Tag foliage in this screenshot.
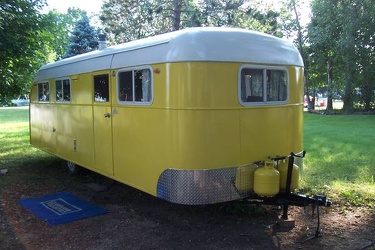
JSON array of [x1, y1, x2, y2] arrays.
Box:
[[64, 12, 99, 58], [0, 0, 47, 102], [281, 0, 315, 108], [2, 0, 373, 109], [308, 0, 375, 111], [99, 0, 287, 43], [41, 8, 88, 61], [0, 0, 91, 103], [100, 0, 163, 42]]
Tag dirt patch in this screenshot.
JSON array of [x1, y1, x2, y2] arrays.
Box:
[[1, 162, 375, 250]]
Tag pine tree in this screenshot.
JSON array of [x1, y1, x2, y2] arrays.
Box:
[[64, 12, 98, 58]]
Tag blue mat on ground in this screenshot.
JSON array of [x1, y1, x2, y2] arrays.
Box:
[[19, 192, 107, 225]]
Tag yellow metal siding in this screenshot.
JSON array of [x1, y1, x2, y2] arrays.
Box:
[[30, 61, 304, 198], [239, 107, 288, 161], [111, 63, 242, 195], [30, 76, 96, 168], [112, 108, 170, 194], [111, 108, 241, 196], [29, 104, 57, 153], [70, 74, 93, 105], [288, 67, 305, 104], [166, 62, 239, 109], [286, 105, 304, 154], [239, 66, 304, 163], [286, 67, 304, 154], [167, 110, 241, 169]]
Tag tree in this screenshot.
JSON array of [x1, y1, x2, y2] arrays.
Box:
[[0, 0, 47, 103], [100, 0, 288, 44], [353, 0, 375, 110], [281, 0, 315, 109], [43, 8, 89, 60], [100, 0, 158, 43], [0, 1, 89, 103], [100, 0, 201, 43], [308, 0, 375, 111], [64, 12, 99, 58]]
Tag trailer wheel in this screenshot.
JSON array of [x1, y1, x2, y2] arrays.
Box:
[[67, 161, 80, 175]]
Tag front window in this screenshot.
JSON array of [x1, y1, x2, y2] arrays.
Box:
[[55, 78, 71, 102], [118, 67, 152, 104], [239, 66, 288, 105], [38, 81, 50, 102]]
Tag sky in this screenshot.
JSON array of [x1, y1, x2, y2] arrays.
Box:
[[42, 0, 310, 25], [42, 0, 103, 14]]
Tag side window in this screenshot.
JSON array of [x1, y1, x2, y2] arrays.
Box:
[[94, 74, 109, 102], [240, 66, 288, 105], [118, 67, 152, 104], [241, 69, 263, 102], [38, 81, 50, 102], [267, 70, 287, 102], [55, 79, 71, 102], [119, 71, 133, 101]]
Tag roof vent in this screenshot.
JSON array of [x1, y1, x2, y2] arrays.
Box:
[[98, 33, 107, 50]]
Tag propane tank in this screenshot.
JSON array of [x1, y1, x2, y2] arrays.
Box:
[[254, 161, 280, 197], [234, 164, 257, 193], [278, 159, 300, 192]]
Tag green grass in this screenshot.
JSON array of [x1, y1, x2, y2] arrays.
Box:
[[303, 113, 375, 207], [0, 108, 31, 165], [1, 108, 375, 208], [0, 107, 58, 189]]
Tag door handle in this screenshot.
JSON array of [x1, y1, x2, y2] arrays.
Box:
[[104, 113, 111, 118]]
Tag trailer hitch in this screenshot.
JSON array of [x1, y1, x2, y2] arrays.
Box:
[[280, 151, 331, 219], [280, 151, 331, 239], [245, 151, 332, 236]]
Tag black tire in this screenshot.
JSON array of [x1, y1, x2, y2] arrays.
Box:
[[67, 161, 81, 175]]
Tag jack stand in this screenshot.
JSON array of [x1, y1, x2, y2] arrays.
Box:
[[303, 197, 323, 242], [276, 204, 295, 229], [277, 216, 295, 229]]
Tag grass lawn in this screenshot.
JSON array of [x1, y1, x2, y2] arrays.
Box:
[[303, 113, 375, 207], [0, 107, 57, 189], [0, 107, 34, 169], [1, 107, 374, 207]]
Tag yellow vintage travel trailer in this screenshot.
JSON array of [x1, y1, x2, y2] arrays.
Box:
[[30, 27, 327, 209]]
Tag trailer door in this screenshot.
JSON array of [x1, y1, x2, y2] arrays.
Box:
[[93, 73, 114, 175]]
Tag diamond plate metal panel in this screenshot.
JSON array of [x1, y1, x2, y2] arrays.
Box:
[[157, 165, 256, 205]]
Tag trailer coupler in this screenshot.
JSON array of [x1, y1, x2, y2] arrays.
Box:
[[279, 193, 331, 209], [245, 192, 331, 239], [247, 192, 332, 209]]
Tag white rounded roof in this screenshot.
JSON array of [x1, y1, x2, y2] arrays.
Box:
[[35, 27, 303, 81]]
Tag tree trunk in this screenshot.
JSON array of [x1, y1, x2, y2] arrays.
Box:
[[172, 0, 181, 31], [326, 57, 333, 111], [343, 65, 354, 112], [363, 81, 373, 111], [362, 63, 374, 111]]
